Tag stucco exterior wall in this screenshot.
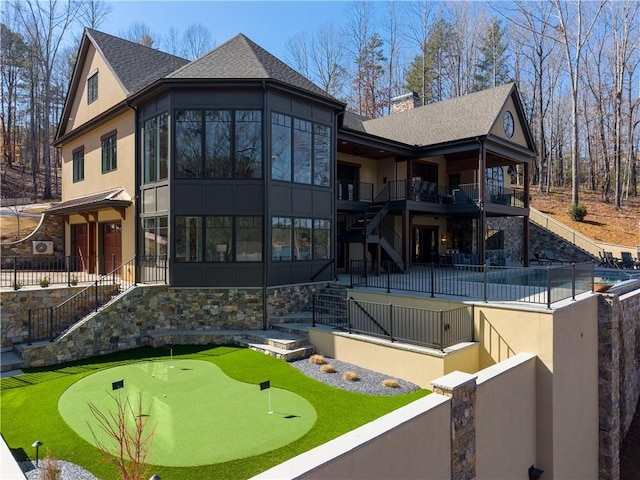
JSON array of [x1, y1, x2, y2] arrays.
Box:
[[476, 354, 537, 479]]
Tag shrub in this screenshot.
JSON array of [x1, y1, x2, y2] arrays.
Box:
[[309, 354, 326, 365], [343, 371, 359, 382], [70, 274, 78, 286], [39, 276, 50, 288], [12, 280, 23, 290], [320, 364, 336, 373], [568, 203, 587, 222], [382, 379, 400, 388], [41, 450, 61, 480]]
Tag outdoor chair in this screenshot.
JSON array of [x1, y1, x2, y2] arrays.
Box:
[[603, 251, 621, 269], [620, 251, 639, 270], [543, 250, 570, 264], [529, 252, 550, 265]]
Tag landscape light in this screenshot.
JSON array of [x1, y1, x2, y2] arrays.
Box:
[[32, 440, 42, 467]]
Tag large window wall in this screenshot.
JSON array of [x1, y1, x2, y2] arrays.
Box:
[[174, 110, 262, 179], [175, 215, 263, 262], [142, 216, 168, 257], [271, 216, 331, 261], [144, 113, 168, 183], [271, 112, 330, 186]]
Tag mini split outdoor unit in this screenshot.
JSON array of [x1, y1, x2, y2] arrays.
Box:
[[32, 240, 54, 255]]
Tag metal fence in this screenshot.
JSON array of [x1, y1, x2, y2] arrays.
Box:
[[350, 260, 595, 308], [313, 294, 474, 350], [27, 257, 138, 343], [1, 254, 167, 289]]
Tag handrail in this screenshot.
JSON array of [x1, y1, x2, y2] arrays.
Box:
[[349, 296, 391, 338], [27, 256, 138, 343], [310, 258, 335, 282]]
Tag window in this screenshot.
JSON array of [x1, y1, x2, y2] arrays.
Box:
[[205, 111, 231, 178], [143, 217, 168, 257], [175, 215, 263, 262], [236, 216, 262, 261], [271, 112, 331, 186], [72, 147, 84, 182], [235, 111, 262, 178], [272, 217, 292, 261], [175, 216, 202, 262], [271, 113, 291, 181], [175, 110, 203, 178], [144, 113, 168, 183], [272, 216, 331, 261], [87, 73, 98, 104], [101, 133, 117, 173], [486, 167, 504, 195], [175, 109, 262, 179], [205, 216, 233, 262]]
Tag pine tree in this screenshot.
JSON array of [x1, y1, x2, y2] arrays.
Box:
[[474, 18, 510, 91]]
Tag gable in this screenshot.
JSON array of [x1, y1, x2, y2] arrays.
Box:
[[490, 94, 530, 149], [63, 42, 127, 135]]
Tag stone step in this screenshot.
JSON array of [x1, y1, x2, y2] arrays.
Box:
[[235, 338, 315, 361], [243, 329, 310, 351], [270, 322, 311, 336], [1, 350, 25, 373]]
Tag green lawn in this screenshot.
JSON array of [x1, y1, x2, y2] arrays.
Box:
[[1, 346, 428, 480]]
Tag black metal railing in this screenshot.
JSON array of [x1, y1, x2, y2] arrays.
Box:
[[1, 254, 167, 289], [337, 180, 373, 202], [313, 294, 474, 350], [27, 257, 138, 344], [350, 260, 594, 307]]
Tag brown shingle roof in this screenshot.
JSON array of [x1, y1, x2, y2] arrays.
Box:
[[46, 188, 131, 215], [359, 83, 516, 147]]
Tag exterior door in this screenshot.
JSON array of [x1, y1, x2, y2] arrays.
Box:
[[101, 222, 122, 273], [71, 224, 90, 272], [413, 227, 438, 263]]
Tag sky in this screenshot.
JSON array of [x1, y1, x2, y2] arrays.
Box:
[[100, 0, 364, 60]]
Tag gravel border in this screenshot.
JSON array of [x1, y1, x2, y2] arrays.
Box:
[[20, 460, 99, 480], [288, 356, 421, 395]]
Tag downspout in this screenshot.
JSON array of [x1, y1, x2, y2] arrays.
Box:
[[262, 81, 269, 330], [127, 100, 140, 283]]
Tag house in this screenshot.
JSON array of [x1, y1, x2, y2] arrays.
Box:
[[51, 28, 535, 286]]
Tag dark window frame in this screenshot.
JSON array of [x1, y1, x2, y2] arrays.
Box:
[[72, 146, 84, 183], [87, 72, 98, 104], [101, 131, 117, 173], [143, 112, 169, 183], [271, 216, 332, 262]]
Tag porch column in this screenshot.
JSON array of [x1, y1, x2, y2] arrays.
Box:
[[524, 161, 530, 266], [403, 210, 410, 267], [478, 142, 486, 264]]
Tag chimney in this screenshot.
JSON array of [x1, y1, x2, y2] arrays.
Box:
[[390, 92, 420, 114]]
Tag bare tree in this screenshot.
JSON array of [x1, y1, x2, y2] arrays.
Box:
[[179, 23, 214, 60], [120, 22, 156, 47], [310, 23, 347, 98], [12, 0, 77, 200], [344, 0, 376, 115], [285, 31, 311, 78], [551, 0, 605, 207], [77, 0, 111, 29], [87, 392, 156, 480], [1, 20, 26, 169]]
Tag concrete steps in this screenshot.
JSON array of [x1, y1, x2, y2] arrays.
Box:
[[1, 349, 25, 374]]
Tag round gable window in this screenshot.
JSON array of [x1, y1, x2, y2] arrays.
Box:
[[503, 111, 514, 138]]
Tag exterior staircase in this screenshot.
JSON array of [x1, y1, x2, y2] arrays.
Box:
[[1, 347, 25, 374]]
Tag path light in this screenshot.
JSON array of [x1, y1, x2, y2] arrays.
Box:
[[149, 475, 161, 480], [32, 440, 42, 467]]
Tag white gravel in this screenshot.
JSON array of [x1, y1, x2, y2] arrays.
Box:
[[288, 356, 421, 395], [20, 460, 99, 480]]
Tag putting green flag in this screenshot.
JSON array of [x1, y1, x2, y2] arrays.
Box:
[[260, 380, 270, 391]]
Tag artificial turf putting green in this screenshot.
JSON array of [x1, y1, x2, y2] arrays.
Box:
[[58, 359, 316, 466]]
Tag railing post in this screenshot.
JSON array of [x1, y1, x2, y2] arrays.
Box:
[[66, 255, 71, 286], [347, 297, 352, 334], [546, 266, 552, 309], [389, 303, 394, 342], [386, 262, 391, 293], [483, 263, 488, 303], [13, 256, 18, 290], [430, 263, 435, 298], [111, 253, 116, 283], [312, 294, 316, 327], [49, 307, 54, 342], [440, 309, 445, 352], [163, 254, 168, 284], [28, 309, 32, 345], [364, 258, 368, 287], [571, 263, 576, 300], [94, 280, 99, 312]]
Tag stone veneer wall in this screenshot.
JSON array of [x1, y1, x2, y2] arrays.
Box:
[[598, 290, 640, 478], [486, 216, 524, 263], [530, 223, 594, 263], [14, 282, 333, 368], [0, 213, 64, 258]]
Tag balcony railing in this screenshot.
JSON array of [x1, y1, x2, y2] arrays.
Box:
[[337, 180, 373, 202], [350, 260, 594, 308], [313, 294, 474, 350]]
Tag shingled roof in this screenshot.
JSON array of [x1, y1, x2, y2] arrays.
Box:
[[86, 29, 189, 95], [167, 34, 339, 103], [355, 83, 516, 147]]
